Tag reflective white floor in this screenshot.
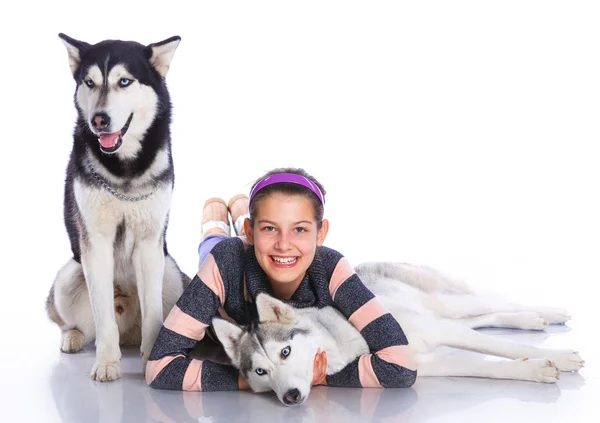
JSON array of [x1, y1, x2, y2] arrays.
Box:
[[3, 306, 595, 423]]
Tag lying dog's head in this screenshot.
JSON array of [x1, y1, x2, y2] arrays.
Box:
[[59, 33, 180, 157], [212, 294, 319, 406]]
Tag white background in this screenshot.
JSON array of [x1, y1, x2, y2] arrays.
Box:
[[0, 1, 598, 421]]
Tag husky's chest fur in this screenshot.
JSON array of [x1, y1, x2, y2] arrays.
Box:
[[73, 177, 172, 285]]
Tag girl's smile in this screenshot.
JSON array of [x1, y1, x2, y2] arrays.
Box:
[[270, 256, 298, 267]]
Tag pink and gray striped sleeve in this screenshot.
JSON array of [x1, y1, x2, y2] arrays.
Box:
[[327, 257, 417, 388], [146, 254, 241, 391]]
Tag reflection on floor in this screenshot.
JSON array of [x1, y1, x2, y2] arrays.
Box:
[[39, 323, 593, 423]]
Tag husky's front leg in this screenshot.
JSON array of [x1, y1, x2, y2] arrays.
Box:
[[81, 236, 122, 381], [133, 239, 165, 371]]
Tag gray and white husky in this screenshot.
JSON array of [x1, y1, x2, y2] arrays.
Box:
[[45, 33, 190, 381], [212, 262, 584, 406]]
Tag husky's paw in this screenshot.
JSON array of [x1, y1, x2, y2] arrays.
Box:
[[141, 351, 150, 376], [140, 339, 154, 365], [521, 358, 559, 383], [535, 308, 572, 324], [548, 351, 584, 372], [510, 312, 549, 330], [60, 329, 85, 353], [91, 361, 122, 382]]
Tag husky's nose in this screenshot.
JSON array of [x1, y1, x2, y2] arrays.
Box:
[[92, 112, 111, 131], [283, 388, 302, 406]]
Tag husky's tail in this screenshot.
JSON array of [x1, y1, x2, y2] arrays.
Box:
[[354, 262, 474, 295], [45, 285, 66, 326]]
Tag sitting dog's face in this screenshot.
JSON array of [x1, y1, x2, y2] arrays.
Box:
[[58, 33, 180, 157], [212, 294, 318, 406]]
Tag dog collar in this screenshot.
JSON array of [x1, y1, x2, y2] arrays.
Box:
[[87, 159, 155, 202]]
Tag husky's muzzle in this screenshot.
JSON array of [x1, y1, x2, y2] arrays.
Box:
[[93, 113, 133, 154]]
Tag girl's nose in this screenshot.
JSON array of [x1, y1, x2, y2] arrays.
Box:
[[275, 232, 291, 250]]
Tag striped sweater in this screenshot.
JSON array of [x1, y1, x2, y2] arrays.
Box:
[[146, 237, 417, 391]]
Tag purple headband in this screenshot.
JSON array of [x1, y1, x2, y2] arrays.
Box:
[[249, 173, 325, 207]]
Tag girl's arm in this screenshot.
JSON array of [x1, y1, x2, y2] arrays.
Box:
[[145, 254, 248, 392], [327, 257, 417, 388]]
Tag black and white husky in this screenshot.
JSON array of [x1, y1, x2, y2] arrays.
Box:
[[45, 33, 190, 382], [213, 262, 584, 406]]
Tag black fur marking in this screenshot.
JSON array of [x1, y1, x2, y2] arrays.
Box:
[[120, 113, 133, 135], [148, 35, 181, 49], [255, 325, 309, 344], [113, 219, 126, 248], [98, 56, 110, 108], [63, 155, 85, 262], [239, 333, 265, 376], [289, 327, 310, 339], [59, 33, 91, 53]]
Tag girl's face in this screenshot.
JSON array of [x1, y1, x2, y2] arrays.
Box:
[[244, 192, 329, 292]]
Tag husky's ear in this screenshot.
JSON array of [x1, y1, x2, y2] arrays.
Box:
[[211, 317, 243, 366], [146, 36, 181, 77], [58, 33, 90, 76], [255, 293, 296, 325]]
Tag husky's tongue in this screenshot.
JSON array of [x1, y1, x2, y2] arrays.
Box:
[[99, 131, 122, 149]]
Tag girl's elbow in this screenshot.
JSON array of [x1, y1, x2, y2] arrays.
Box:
[[387, 368, 417, 388], [403, 369, 418, 387]]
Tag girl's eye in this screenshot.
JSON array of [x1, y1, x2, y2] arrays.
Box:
[[255, 368, 266, 376], [85, 80, 95, 88], [262, 226, 275, 232], [294, 227, 306, 233], [119, 78, 133, 87], [281, 346, 291, 358]]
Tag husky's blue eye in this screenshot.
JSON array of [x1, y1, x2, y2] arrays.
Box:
[[255, 368, 266, 376], [84, 79, 95, 88], [281, 346, 291, 358], [119, 78, 132, 87]]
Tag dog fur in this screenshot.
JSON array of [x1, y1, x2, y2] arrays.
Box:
[[45, 33, 190, 381], [213, 262, 584, 405]]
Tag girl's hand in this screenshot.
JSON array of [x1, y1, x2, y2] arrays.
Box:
[[311, 349, 328, 386], [238, 374, 251, 390]]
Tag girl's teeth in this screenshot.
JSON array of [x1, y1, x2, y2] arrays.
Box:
[[273, 257, 296, 264]]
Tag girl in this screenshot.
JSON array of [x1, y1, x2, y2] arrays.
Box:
[[146, 167, 417, 391]]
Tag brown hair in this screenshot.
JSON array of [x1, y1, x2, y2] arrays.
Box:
[[248, 167, 326, 228]]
